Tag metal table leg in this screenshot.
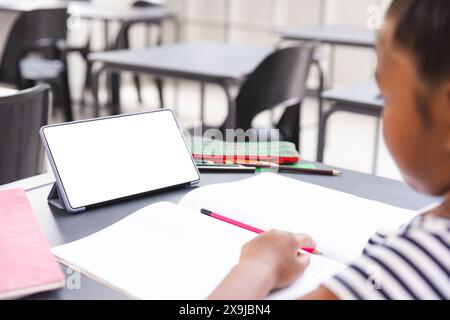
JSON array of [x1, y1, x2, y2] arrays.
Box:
[[110, 72, 121, 115], [314, 59, 325, 121], [316, 102, 383, 164], [316, 105, 337, 163], [92, 65, 107, 118], [371, 117, 381, 174]]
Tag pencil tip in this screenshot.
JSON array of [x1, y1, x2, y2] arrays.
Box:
[[333, 170, 342, 176]]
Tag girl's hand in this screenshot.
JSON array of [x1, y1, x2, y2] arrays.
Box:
[[239, 229, 316, 290]]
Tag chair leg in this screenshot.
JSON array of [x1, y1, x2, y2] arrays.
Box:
[[314, 59, 325, 121], [108, 23, 130, 114], [155, 78, 164, 108], [81, 59, 92, 106], [133, 74, 143, 104], [60, 70, 73, 122], [110, 72, 121, 115], [276, 103, 301, 150], [92, 66, 105, 118], [287, 103, 301, 151], [316, 106, 337, 163]]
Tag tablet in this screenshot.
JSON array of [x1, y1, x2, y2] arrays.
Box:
[[40, 109, 200, 213]]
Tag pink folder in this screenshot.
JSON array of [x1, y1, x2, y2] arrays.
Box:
[[0, 189, 64, 299]]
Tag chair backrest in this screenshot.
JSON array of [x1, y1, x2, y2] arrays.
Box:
[[0, 84, 50, 185], [232, 44, 315, 132], [0, 8, 68, 86]]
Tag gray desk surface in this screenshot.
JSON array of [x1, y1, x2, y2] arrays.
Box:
[[322, 81, 384, 108], [280, 25, 376, 48], [89, 42, 272, 125], [1, 162, 436, 300], [89, 42, 273, 82], [89, 42, 272, 84]]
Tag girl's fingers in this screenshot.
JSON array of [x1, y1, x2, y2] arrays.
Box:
[[294, 233, 317, 248], [296, 254, 311, 274]]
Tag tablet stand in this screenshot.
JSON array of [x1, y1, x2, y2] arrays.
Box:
[[47, 183, 85, 213], [47, 183, 66, 210]]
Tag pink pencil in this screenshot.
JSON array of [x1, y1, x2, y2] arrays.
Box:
[[200, 209, 321, 255]]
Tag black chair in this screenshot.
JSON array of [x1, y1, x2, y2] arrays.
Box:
[[221, 44, 315, 149], [0, 8, 73, 121], [0, 84, 50, 185]]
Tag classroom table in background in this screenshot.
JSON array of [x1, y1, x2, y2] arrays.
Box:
[[68, 2, 178, 108], [317, 81, 384, 173], [280, 25, 375, 48], [0, 0, 178, 111], [278, 25, 376, 119], [89, 42, 273, 128], [0, 1, 177, 56], [68, 2, 178, 50], [0, 160, 435, 300], [0, 1, 177, 37]]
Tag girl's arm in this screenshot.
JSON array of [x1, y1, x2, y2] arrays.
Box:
[[208, 261, 277, 300], [208, 230, 338, 300]]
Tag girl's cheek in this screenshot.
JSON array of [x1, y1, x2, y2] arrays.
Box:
[[382, 106, 409, 172], [381, 108, 395, 153], [382, 103, 426, 192]]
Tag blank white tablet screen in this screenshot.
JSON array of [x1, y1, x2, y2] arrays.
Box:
[[42, 110, 199, 209]]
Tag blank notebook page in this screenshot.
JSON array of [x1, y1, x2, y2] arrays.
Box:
[[179, 173, 418, 264], [52, 201, 345, 299]]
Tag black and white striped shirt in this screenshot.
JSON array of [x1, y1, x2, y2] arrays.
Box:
[[324, 216, 450, 299]]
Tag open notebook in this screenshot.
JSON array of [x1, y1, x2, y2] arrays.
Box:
[[52, 173, 418, 299]]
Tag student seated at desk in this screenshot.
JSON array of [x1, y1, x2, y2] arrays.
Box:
[[209, 0, 450, 300]]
